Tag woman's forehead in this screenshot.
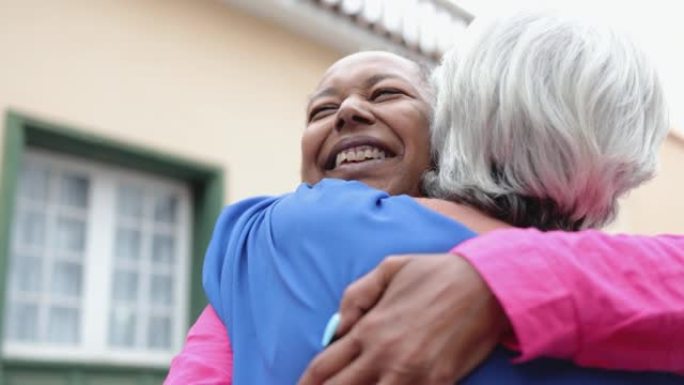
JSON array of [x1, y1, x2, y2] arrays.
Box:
[[317, 52, 421, 90]]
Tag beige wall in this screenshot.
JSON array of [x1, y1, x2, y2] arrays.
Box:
[[0, 0, 341, 202], [612, 134, 684, 234]]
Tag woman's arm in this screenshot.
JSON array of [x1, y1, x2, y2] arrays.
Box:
[[164, 305, 233, 385], [457, 229, 684, 373], [300, 230, 684, 384]]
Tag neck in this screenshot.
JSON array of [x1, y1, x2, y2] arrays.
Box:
[[415, 197, 513, 234]]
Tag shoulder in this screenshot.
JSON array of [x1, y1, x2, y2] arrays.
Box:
[[415, 198, 512, 234], [272, 180, 476, 248], [273, 179, 414, 227], [287, 179, 391, 209]]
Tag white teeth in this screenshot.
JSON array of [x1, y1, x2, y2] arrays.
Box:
[[335, 152, 346, 168], [333, 145, 389, 168]]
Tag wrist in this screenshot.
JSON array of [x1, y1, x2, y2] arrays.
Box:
[[453, 253, 512, 338]]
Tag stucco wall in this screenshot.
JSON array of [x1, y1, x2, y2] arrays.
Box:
[[611, 134, 684, 234], [0, 0, 341, 202]]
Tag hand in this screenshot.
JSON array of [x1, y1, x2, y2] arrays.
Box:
[[298, 253, 509, 385]]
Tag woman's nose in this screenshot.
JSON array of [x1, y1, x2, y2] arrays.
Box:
[[335, 97, 375, 131]]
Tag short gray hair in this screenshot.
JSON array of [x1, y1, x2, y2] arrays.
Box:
[[423, 13, 669, 230]]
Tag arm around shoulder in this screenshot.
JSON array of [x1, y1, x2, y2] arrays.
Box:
[[454, 229, 684, 374]]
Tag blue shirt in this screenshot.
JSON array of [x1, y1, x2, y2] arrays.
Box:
[[203, 179, 679, 385]]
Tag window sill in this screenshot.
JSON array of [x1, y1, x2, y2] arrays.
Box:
[[3, 342, 173, 369]]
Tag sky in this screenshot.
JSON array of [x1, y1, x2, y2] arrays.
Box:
[[454, 0, 684, 135]]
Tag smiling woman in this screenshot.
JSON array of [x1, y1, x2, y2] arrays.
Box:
[[301, 51, 434, 197]]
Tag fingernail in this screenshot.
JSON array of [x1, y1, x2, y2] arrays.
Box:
[[321, 312, 340, 347]]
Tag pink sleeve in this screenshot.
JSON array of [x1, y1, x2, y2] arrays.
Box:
[[453, 228, 684, 374], [165, 305, 233, 385]]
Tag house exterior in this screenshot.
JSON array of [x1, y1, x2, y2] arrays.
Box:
[[0, 1, 681, 384]]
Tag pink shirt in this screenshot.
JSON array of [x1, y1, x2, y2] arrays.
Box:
[[165, 230, 684, 384], [457, 229, 684, 374], [166, 306, 233, 385]]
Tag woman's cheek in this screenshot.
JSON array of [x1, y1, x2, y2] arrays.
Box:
[[300, 125, 327, 182]]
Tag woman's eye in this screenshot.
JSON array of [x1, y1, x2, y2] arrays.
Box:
[[309, 106, 337, 121], [371, 88, 404, 101]]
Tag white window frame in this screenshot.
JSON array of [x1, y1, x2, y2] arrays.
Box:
[[3, 149, 192, 368]]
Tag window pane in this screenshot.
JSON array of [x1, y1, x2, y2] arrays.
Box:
[[59, 173, 89, 209], [17, 210, 46, 247], [10, 255, 43, 293], [52, 261, 83, 298], [114, 228, 141, 261], [112, 270, 139, 303], [117, 184, 144, 219], [55, 217, 86, 253], [154, 194, 177, 223], [147, 315, 171, 349], [47, 306, 80, 345], [19, 164, 49, 202], [152, 234, 175, 264], [6, 302, 38, 342], [150, 275, 173, 306], [109, 308, 136, 347], [7, 151, 192, 361]]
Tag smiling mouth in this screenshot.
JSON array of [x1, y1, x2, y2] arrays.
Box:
[[326, 145, 396, 170]]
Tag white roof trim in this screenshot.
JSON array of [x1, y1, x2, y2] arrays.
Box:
[[222, 0, 472, 61]]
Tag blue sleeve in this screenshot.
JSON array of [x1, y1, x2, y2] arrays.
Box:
[[202, 179, 474, 384]]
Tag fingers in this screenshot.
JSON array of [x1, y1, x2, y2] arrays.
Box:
[[297, 335, 361, 385], [337, 255, 411, 336], [319, 350, 378, 385], [377, 372, 416, 385]]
